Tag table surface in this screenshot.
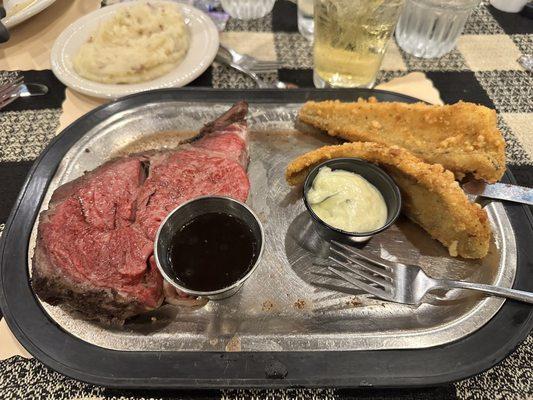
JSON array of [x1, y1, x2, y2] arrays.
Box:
[[0, 0, 532, 399]]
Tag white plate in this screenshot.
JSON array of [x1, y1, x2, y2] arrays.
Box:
[[51, 1, 219, 99], [2, 0, 56, 29]]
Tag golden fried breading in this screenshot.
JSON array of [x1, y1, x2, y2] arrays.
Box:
[[286, 142, 491, 259], [298, 99, 506, 183]]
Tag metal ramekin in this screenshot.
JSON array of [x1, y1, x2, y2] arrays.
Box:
[[154, 196, 264, 300], [303, 158, 402, 244]]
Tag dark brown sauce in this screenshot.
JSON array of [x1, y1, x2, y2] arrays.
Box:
[[168, 212, 257, 292]]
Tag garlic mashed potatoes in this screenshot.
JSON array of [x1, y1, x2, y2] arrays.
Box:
[[307, 167, 388, 233], [74, 2, 190, 84]]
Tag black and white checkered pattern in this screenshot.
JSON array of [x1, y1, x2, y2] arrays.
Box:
[[0, 1, 532, 399]]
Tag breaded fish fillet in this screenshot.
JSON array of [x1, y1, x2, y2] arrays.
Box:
[[298, 99, 506, 183], [286, 142, 491, 259]]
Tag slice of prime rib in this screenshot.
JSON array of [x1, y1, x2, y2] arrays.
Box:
[[32, 102, 250, 324]]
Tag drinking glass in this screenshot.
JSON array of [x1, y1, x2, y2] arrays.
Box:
[[221, 0, 276, 20], [395, 0, 480, 59], [194, 0, 221, 10], [298, 0, 314, 41], [313, 0, 404, 89]]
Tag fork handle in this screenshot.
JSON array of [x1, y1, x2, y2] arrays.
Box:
[[436, 279, 533, 304]]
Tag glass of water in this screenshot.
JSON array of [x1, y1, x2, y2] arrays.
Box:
[[298, 0, 314, 41], [221, 0, 276, 20], [395, 0, 480, 58]]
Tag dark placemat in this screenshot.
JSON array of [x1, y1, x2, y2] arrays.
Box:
[[1, 1, 532, 398]]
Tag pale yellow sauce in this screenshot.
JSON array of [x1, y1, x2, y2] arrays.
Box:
[[307, 167, 387, 233]]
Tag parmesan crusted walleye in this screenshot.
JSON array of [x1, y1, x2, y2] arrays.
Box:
[[286, 142, 491, 259], [298, 99, 506, 183]]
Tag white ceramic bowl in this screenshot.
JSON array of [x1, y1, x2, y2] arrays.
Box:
[[2, 0, 56, 29], [51, 1, 219, 99], [490, 0, 528, 13]]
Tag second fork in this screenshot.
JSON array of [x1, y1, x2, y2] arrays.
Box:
[[326, 241, 533, 305]]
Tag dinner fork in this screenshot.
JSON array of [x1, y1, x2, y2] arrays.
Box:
[[215, 52, 290, 89], [0, 76, 24, 110], [218, 44, 282, 73], [0, 77, 48, 110], [326, 241, 533, 305]]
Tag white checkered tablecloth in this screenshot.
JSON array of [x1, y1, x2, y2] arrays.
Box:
[[0, 1, 532, 399]]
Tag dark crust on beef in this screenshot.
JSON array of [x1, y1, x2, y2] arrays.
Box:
[[32, 229, 161, 325], [50, 154, 149, 204], [182, 101, 248, 145], [32, 264, 150, 325]]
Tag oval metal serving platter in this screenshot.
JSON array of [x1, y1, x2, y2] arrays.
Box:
[[1, 88, 533, 388]]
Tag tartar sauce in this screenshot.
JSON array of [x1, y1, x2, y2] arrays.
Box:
[[306, 167, 388, 233]]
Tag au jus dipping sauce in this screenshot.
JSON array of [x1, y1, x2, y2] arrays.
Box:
[[167, 212, 258, 292]]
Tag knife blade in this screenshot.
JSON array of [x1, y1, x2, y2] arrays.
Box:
[[462, 180, 533, 206], [18, 83, 48, 97]]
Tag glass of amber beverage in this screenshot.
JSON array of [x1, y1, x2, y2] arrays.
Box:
[[313, 0, 404, 88]]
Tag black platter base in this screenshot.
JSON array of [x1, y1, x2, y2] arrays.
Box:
[[1, 88, 532, 389]]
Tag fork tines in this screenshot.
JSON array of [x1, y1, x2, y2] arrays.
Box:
[[220, 44, 283, 72], [0, 76, 23, 109], [328, 241, 393, 300]]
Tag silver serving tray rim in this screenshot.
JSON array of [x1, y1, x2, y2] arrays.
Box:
[[27, 99, 517, 352]]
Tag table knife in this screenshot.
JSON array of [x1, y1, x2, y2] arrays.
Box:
[[462, 180, 533, 206], [19, 83, 48, 97]]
